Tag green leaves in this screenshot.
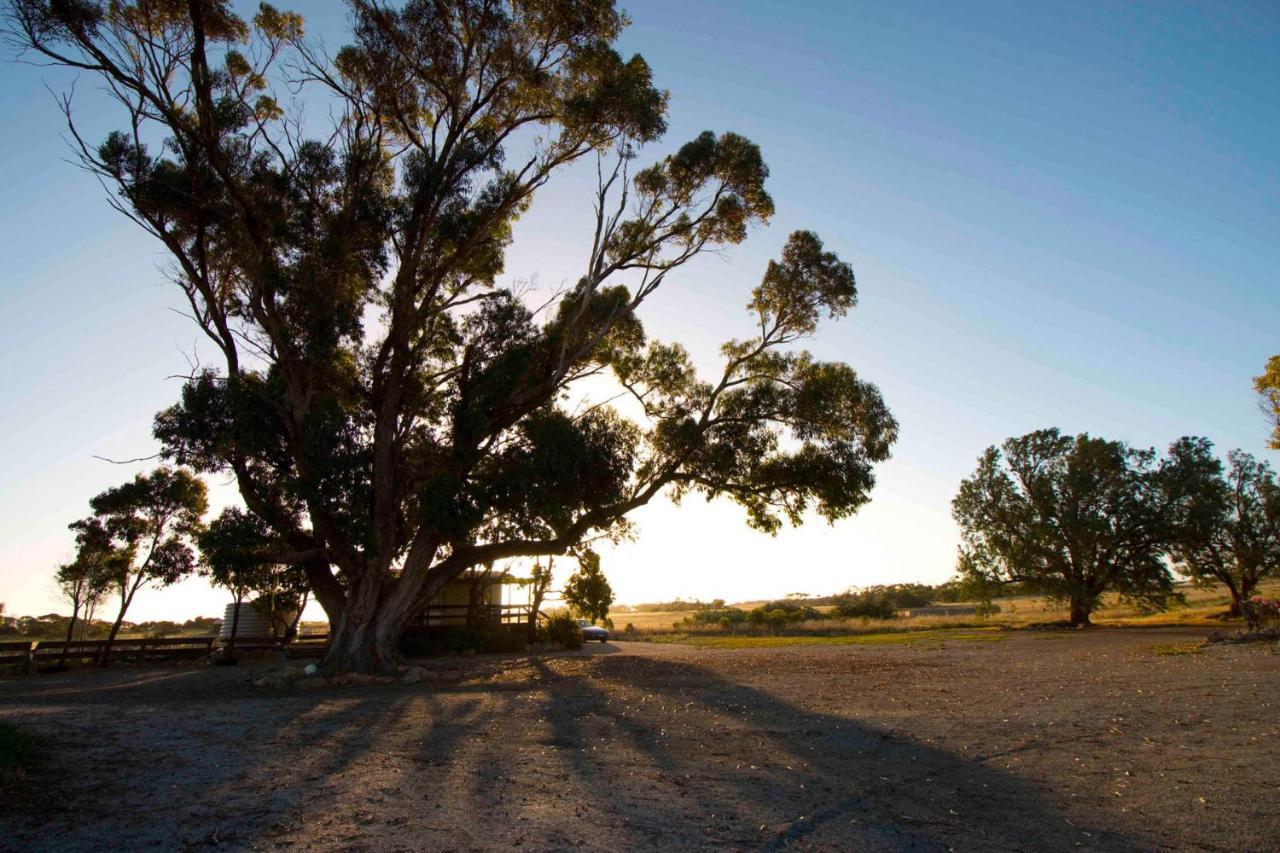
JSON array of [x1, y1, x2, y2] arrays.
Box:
[[89, 467, 208, 544], [1163, 438, 1280, 606], [750, 231, 857, 338], [953, 429, 1177, 622], [621, 131, 774, 258], [562, 549, 614, 623], [1254, 354, 1280, 450], [18, 0, 897, 664], [252, 3, 302, 42]]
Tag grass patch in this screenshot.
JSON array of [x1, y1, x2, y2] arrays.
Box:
[[0, 722, 38, 792], [655, 629, 1006, 650], [1151, 642, 1205, 657]]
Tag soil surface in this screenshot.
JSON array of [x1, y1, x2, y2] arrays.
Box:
[[2, 627, 1278, 851]]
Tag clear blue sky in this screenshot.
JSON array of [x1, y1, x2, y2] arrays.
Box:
[[1, 1, 1277, 619]]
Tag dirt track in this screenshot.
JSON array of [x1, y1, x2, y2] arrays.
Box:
[[2, 627, 1278, 851]]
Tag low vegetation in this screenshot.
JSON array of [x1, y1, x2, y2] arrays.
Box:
[[0, 722, 37, 793], [0, 614, 222, 641], [616, 578, 1280, 642], [660, 629, 1006, 649]]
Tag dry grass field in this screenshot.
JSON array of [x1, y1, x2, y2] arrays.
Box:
[[3, 626, 1278, 851], [613, 579, 1280, 638]]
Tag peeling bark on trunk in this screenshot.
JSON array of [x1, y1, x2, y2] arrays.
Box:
[[323, 567, 386, 675]]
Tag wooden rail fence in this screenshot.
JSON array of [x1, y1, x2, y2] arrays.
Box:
[[0, 634, 332, 674]]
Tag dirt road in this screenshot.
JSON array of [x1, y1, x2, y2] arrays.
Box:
[[2, 627, 1277, 851]]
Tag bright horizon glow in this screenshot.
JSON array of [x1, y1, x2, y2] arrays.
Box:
[[1, 1, 1277, 621]]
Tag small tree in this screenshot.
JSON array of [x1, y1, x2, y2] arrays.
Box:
[[562, 551, 614, 624], [56, 518, 120, 660], [1164, 438, 1280, 617], [953, 429, 1175, 626], [199, 507, 285, 658], [526, 558, 554, 638], [88, 467, 207, 664]]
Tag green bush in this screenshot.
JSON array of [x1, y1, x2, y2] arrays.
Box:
[[681, 607, 748, 627], [540, 613, 583, 650], [831, 589, 897, 619]]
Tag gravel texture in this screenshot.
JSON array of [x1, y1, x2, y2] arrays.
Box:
[[2, 627, 1277, 851]]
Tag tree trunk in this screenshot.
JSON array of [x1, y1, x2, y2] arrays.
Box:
[[100, 581, 139, 667], [528, 585, 547, 639], [60, 600, 80, 669], [287, 590, 309, 641], [323, 568, 385, 674], [323, 603, 418, 676], [303, 559, 347, 625], [225, 593, 243, 660], [1068, 595, 1092, 627], [321, 538, 453, 675], [81, 599, 98, 641]]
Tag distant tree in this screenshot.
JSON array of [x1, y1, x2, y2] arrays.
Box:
[[1164, 438, 1280, 617], [953, 429, 1176, 626], [1253, 355, 1280, 449], [562, 551, 614, 624], [526, 559, 554, 638], [7, 0, 896, 674], [87, 468, 208, 664], [199, 507, 293, 658], [56, 518, 121, 660], [830, 588, 896, 619]]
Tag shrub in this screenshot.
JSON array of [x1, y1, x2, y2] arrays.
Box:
[[1241, 595, 1280, 630], [974, 601, 1001, 619], [831, 589, 896, 619], [680, 607, 748, 627], [758, 601, 822, 621], [540, 614, 583, 650]]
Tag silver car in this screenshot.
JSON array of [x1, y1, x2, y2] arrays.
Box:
[[577, 619, 610, 643]]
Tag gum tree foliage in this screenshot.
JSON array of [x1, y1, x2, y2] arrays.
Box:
[[1164, 438, 1280, 616], [199, 507, 308, 653], [6, 0, 897, 673], [56, 519, 122, 651], [952, 429, 1176, 626], [525, 557, 553, 636], [1253, 355, 1280, 450], [82, 468, 208, 662], [561, 550, 612, 623]]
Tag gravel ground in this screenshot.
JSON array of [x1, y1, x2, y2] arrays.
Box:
[[1, 627, 1277, 852]]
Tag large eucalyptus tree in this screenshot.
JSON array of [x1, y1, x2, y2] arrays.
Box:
[[7, 0, 896, 673]]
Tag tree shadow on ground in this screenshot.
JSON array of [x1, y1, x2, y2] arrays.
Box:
[[0, 653, 1147, 851]]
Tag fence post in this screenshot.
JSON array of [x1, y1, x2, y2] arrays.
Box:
[[24, 641, 36, 675]]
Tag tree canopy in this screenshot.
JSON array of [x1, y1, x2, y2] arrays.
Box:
[[1253, 355, 1280, 450], [562, 550, 613, 623], [55, 519, 123, 648], [952, 429, 1176, 625], [1164, 438, 1280, 615], [80, 466, 208, 660], [8, 0, 896, 673]]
